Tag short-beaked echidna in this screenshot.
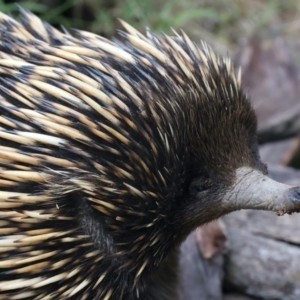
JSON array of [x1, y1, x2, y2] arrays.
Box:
[[0, 8, 299, 300]]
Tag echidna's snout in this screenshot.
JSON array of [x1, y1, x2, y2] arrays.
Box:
[[222, 167, 300, 216]]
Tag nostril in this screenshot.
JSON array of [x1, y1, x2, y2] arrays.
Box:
[[288, 187, 300, 202]]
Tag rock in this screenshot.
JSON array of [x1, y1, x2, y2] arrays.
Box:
[[179, 222, 227, 300], [223, 165, 300, 300]]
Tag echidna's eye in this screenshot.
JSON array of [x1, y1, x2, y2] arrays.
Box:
[[195, 185, 209, 193], [189, 177, 212, 196]]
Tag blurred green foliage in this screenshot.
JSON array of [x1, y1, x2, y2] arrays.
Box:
[[1, 0, 300, 49], [0, 0, 219, 36], [0, 0, 44, 13]]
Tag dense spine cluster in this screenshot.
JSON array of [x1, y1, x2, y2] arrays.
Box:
[[0, 8, 247, 300]]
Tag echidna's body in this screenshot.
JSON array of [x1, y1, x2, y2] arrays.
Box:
[[0, 8, 299, 300]]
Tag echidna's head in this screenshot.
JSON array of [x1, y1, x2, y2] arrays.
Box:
[[62, 31, 299, 283], [1, 10, 300, 299]]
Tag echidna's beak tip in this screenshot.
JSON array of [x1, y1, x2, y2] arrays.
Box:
[[288, 187, 300, 203]]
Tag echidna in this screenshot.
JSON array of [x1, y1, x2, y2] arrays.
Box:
[[0, 7, 299, 300]]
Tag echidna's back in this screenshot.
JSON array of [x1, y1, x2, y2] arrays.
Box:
[[0, 7, 246, 300], [0, 7, 190, 299]]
